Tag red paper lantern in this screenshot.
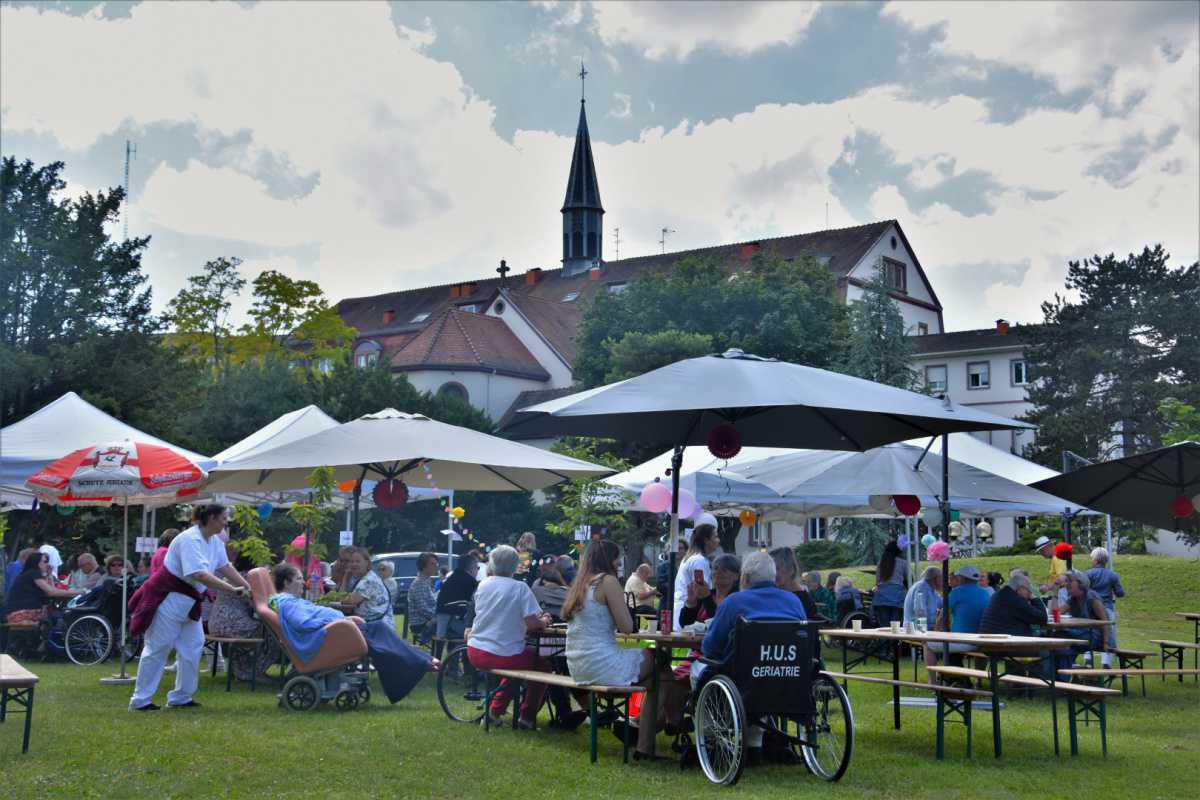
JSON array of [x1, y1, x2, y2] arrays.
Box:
[[372, 480, 409, 511], [1171, 495, 1196, 518], [1053, 542, 1073, 560], [892, 495, 921, 516], [707, 424, 742, 459]]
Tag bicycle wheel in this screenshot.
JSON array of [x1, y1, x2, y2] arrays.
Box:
[[65, 614, 113, 666], [437, 645, 486, 723], [801, 674, 854, 782], [695, 675, 746, 786]]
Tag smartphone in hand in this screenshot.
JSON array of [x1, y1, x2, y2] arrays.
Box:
[[694, 568, 704, 584]]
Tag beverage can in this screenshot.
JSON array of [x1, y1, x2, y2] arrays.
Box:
[[659, 608, 672, 634]]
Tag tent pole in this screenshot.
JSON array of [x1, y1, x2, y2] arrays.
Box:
[[448, 490, 455, 572], [940, 434, 950, 631], [1105, 514, 1114, 565], [666, 444, 684, 625], [1063, 509, 1073, 570]]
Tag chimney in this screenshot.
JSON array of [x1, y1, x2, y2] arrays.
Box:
[[588, 266, 603, 280], [525, 267, 543, 284], [995, 319, 1009, 336], [381, 309, 396, 326], [739, 242, 761, 259], [463, 282, 478, 296], [449, 284, 461, 299]]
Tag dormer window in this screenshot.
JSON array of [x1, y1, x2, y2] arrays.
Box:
[[410, 312, 430, 323], [881, 256, 906, 293], [607, 282, 627, 295], [458, 304, 478, 313], [561, 291, 579, 303]]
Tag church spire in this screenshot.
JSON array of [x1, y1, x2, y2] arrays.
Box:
[[561, 61, 604, 275]]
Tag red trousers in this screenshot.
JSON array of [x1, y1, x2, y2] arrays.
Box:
[[467, 646, 550, 722]]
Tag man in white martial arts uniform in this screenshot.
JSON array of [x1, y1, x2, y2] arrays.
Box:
[[129, 504, 251, 711]]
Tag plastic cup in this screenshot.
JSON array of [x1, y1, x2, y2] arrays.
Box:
[[851, 619, 862, 631], [890, 621, 901, 633]]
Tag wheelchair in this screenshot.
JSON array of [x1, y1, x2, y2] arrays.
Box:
[[4, 578, 141, 666], [692, 617, 854, 786]]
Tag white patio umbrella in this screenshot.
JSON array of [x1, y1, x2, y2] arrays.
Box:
[[207, 408, 613, 536]]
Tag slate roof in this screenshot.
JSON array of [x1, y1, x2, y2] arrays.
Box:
[[912, 323, 1044, 355], [495, 387, 579, 434], [562, 102, 603, 213], [389, 309, 550, 381]]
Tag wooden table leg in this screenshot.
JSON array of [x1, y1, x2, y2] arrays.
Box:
[[892, 639, 901, 730], [988, 658, 1001, 758]]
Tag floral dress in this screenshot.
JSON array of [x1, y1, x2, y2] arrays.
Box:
[[208, 587, 281, 681], [353, 570, 393, 623]]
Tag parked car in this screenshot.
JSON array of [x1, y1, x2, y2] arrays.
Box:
[[370, 552, 453, 614]]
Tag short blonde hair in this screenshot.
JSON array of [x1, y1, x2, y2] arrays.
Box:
[[835, 575, 854, 592]]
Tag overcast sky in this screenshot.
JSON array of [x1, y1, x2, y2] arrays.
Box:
[[2, 0, 1197, 330]]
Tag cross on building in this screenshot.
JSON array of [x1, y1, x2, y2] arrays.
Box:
[[496, 259, 510, 286], [579, 61, 587, 102]]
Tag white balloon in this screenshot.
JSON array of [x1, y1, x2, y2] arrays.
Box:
[[922, 508, 944, 528], [868, 494, 893, 513]]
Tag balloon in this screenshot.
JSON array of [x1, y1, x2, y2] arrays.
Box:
[[738, 510, 757, 527], [1171, 495, 1196, 518], [639, 481, 672, 514], [373, 480, 409, 511], [257, 502, 273, 519], [893, 495, 921, 516], [451, 506, 465, 519], [707, 424, 742, 459], [897, 534, 910, 549], [867, 495, 893, 513], [922, 508, 944, 529], [337, 479, 358, 493], [920, 533, 937, 547], [927, 540, 951, 562], [976, 521, 993, 540], [677, 489, 699, 520], [948, 520, 964, 539], [1054, 542, 1074, 560]]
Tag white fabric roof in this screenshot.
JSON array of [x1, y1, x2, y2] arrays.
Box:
[[211, 405, 339, 464], [906, 433, 1061, 486]]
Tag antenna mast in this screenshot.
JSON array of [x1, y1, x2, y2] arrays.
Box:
[[659, 227, 675, 254], [612, 227, 620, 261], [123, 139, 137, 241]]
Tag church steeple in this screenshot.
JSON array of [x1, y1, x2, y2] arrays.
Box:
[[561, 62, 604, 276]]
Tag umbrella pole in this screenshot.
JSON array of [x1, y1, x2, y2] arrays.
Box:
[[666, 444, 684, 627], [101, 503, 136, 685], [351, 480, 362, 543], [1063, 510, 1073, 570], [1105, 514, 1114, 565], [448, 491, 455, 572], [940, 434, 950, 631]]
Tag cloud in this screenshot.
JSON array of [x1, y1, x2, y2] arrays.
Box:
[[608, 92, 632, 119], [591, 1, 821, 60]]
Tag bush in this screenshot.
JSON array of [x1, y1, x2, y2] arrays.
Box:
[[794, 540, 855, 570]]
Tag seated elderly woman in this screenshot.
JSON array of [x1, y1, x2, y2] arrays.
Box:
[[4, 550, 83, 624], [834, 575, 863, 622], [68, 553, 104, 591], [466, 545, 569, 729], [342, 547, 392, 623], [377, 560, 399, 609], [208, 541, 281, 681], [269, 563, 434, 702], [1060, 569, 1109, 669]]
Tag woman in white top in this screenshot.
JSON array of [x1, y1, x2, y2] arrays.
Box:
[[466, 546, 556, 729], [564, 539, 684, 761], [672, 521, 720, 630]]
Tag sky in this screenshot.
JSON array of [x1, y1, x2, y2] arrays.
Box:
[[2, 0, 1197, 331]]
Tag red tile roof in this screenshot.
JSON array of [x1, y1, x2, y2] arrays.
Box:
[[389, 309, 550, 381]]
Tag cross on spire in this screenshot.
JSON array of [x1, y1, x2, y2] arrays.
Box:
[[579, 61, 587, 103], [496, 258, 510, 286]]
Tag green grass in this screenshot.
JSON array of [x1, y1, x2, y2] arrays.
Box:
[[2, 555, 1197, 799]]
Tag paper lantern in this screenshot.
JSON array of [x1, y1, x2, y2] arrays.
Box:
[[1054, 542, 1073, 560], [948, 520, 964, 540], [1171, 495, 1196, 518], [707, 424, 742, 460], [949, 509, 961, 522], [676, 489, 699, 520], [922, 508, 944, 529], [738, 510, 757, 527], [451, 506, 465, 519], [927, 540, 951, 562], [897, 534, 910, 549], [373, 480, 409, 511], [640, 481, 672, 514], [977, 521, 993, 540], [920, 533, 937, 547], [893, 495, 921, 516], [868, 495, 893, 513], [337, 479, 358, 493], [257, 502, 273, 520]]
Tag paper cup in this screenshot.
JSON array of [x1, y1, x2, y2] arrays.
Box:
[[890, 621, 901, 633], [851, 619, 862, 631], [645, 619, 658, 633]]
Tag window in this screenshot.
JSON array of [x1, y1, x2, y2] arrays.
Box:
[[410, 312, 430, 323], [967, 361, 991, 389], [607, 282, 627, 295], [586, 231, 597, 259], [749, 521, 773, 548], [354, 341, 381, 369], [807, 518, 827, 541], [881, 257, 907, 292], [924, 365, 947, 394], [457, 304, 478, 313], [917, 322, 929, 336], [437, 382, 469, 404], [571, 231, 583, 258], [356, 352, 378, 368], [1011, 359, 1029, 386], [493, 300, 506, 314], [561, 291, 579, 303]]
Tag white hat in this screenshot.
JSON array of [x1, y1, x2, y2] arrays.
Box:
[[695, 512, 720, 530], [1033, 535, 1053, 552]]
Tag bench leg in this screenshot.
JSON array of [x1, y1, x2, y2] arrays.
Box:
[[226, 648, 235, 692], [988, 659, 1002, 758], [621, 695, 631, 764], [1067, 696, 1078, 757], [1, 686, 7, 723], [589, 693, 598, 764], [1047, 661, 1060, 757], [965, 698, 973, 759], [935, 694, 945, 760], [1099, 700, 1107, 758]]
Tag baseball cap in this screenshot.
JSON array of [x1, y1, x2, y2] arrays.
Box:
[[955, 565, 981, 581]]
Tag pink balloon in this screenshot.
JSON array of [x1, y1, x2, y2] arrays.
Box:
[[640, 481, 672, 514], [677, 489, 699, 519]]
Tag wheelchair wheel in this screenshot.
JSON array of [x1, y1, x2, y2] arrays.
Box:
[[438, 645, 486, 723], [282, 675, 320, 712], [65, 614, 113, 666], [801, 674, 854, 782], [357, 685, 372, 704], [695, 675, 746, 786], [334, 689, 360, 712]]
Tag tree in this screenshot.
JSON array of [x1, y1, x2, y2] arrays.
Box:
[[604, 329, 712, 383], [544, 439, 633, 552], [574, 251, 849, 389], [830, 518, 893, 566], [1023, 247, 1200, 466], [237, 270, 356, 368], [1159, 398, 1200, 445], [840, 264, 919, 390], [165, 256, 246, 373]]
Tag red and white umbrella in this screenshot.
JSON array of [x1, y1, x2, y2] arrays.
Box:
[[25, 440, 205, 506], [24, 440, 207, 683]]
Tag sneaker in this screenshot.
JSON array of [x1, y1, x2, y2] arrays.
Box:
[[555, 709, 589, 732], [131, 703, 160, 712], [168, 700, 202, 708], [516, 717, 537, 731], [163, 663, 177, 673]]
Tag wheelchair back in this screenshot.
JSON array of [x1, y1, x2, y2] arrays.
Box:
[[729, 617, 821, 719]]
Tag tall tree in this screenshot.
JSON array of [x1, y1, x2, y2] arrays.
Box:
[[1023, 247, 1199, 466], [840, 264, 919, 390], [165, 256, 246, 373], [236, 270, 355, 368]]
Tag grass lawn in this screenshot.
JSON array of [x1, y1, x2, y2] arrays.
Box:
[[2, 555, 1197, 799]]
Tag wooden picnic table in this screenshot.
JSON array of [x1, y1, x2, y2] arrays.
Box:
[[1175, 612, 1200, 644], [823, 627, 1086, 757], [0, 654, 38, 754], [1044, 617, 1114, 631]]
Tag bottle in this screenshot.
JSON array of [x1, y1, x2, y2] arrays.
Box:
[[913, 591, 927, 633]]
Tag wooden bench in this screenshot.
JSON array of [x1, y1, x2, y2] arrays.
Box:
[[485, 667, 645, 764], [1100, 648, 1156, 696], [1150, 640, 1200, 682], [0, 654, 38, 754], [204, 635, 266, 693], [0, 623, 39, 656], [821, 669, 992, 759], [998, 673, 1119, 756]]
